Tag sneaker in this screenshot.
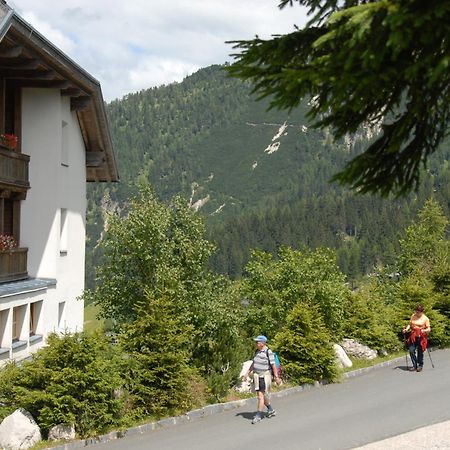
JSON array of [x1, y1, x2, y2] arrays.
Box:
[[251, 415, 263, 424], [267, 409, 277, 418], [408, 367, 417, 372], [416, 367, 423, 372]]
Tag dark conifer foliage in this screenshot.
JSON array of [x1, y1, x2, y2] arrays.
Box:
[[86, 65, 450, 287]]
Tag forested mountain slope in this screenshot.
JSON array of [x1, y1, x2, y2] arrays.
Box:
[[86, 64, 450, 286]]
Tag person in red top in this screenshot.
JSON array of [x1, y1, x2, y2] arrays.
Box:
[[402, 304, 431, 372]]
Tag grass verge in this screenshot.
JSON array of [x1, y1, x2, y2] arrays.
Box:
[[344, 350, 407, 372]]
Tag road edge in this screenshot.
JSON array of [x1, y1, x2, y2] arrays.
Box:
[[43, 353, 411, 450]]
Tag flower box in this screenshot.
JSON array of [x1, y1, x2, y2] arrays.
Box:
[[0, 134, 18, 151], [0, 146, 30, 189], [0, 247, 28, 283]]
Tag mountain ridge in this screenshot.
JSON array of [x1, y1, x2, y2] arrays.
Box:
[[85, 64, 450, 285]]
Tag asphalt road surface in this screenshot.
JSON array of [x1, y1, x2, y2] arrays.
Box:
[[94, 349, 450, 450]]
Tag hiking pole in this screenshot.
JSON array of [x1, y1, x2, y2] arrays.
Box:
[[403, 335, 409, 370], [427, 347, 435, 368]]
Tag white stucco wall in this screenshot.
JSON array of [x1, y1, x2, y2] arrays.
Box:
[[18, 88, 86, 334]]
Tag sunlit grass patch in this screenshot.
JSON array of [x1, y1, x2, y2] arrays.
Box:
[[344, 350, 406, 372]]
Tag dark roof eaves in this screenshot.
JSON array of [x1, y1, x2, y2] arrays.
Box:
[[0, 4, 119, 182], [9, 10, 101, 87]]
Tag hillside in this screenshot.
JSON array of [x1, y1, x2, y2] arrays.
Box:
[[85, 64, 450, 286]]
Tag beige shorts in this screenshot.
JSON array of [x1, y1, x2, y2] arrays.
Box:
[[253, 371, 272, 396]]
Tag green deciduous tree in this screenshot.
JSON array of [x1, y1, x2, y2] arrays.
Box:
[[84, 186, 214, 325], [228, 0, 450, 196], [243, 247, 349, 340], [399, 198, 449, 278], [397, 198, 450, 327], [85, 186, 245, 399], [187, 277, 246, 400]]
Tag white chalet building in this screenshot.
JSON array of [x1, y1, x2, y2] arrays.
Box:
[[0, 1, 118, 363]]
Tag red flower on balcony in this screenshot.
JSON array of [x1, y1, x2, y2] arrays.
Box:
[[0, 234, 18, 251], [0, 133, 18, 150]]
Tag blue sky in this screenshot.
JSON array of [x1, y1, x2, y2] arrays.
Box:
[[8, 0, 307, 102]]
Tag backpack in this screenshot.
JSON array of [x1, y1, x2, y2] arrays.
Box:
[[266, 349, 282, 379]]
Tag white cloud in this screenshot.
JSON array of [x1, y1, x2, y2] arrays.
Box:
[[7, 0, 307, 101], [20, 11, 76, 55], [128, 58, 200, 91]]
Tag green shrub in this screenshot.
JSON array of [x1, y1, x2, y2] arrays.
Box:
[[0, 362, 21, 421], [120, 292, 200, 418], [342, 288, 401, 353], [273, 302, 338, 384], [394, 276, 450, 348], [0, 332, 126, 438], [188, 278, 246, 401]]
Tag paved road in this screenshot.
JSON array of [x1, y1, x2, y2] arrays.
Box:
[[354, 419, 450, 449], [94, 349, 450, 450]]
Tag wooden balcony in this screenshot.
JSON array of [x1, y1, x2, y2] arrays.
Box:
[[0, 146, 30, 191], [0, 248, 28, 283]]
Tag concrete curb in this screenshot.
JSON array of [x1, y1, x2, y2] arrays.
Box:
[[343, 355, 405, 379], [43, 353, 413, 450]]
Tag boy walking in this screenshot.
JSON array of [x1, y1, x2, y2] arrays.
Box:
[[243, 335, 281, 424]]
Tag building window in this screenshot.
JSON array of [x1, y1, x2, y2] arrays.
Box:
[[60, 208, 68, 255], [0, 309, 8, 348], [12, 307, 18, 341], [29, 301, 42, 337], [1, 198, 13, 234], [0, 194, 22, 244], [58, 301, 66, 330], [61, 120, 69, 166], [12, 305, 25, 342], [4, 83, 21, 149]]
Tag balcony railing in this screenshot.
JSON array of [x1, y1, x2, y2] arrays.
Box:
[[0, 146, 30, 190], [0, 248, 28, 283]]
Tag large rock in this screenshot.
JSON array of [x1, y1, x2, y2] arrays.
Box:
[[235, 360, 253, 393], [334, 344, 353, 368], [341, 338, 377, 360], [48, 424, 76, 441], [0, 409, 42, 450]]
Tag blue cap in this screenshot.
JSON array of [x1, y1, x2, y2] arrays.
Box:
[[254, 335, 268, 343]]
